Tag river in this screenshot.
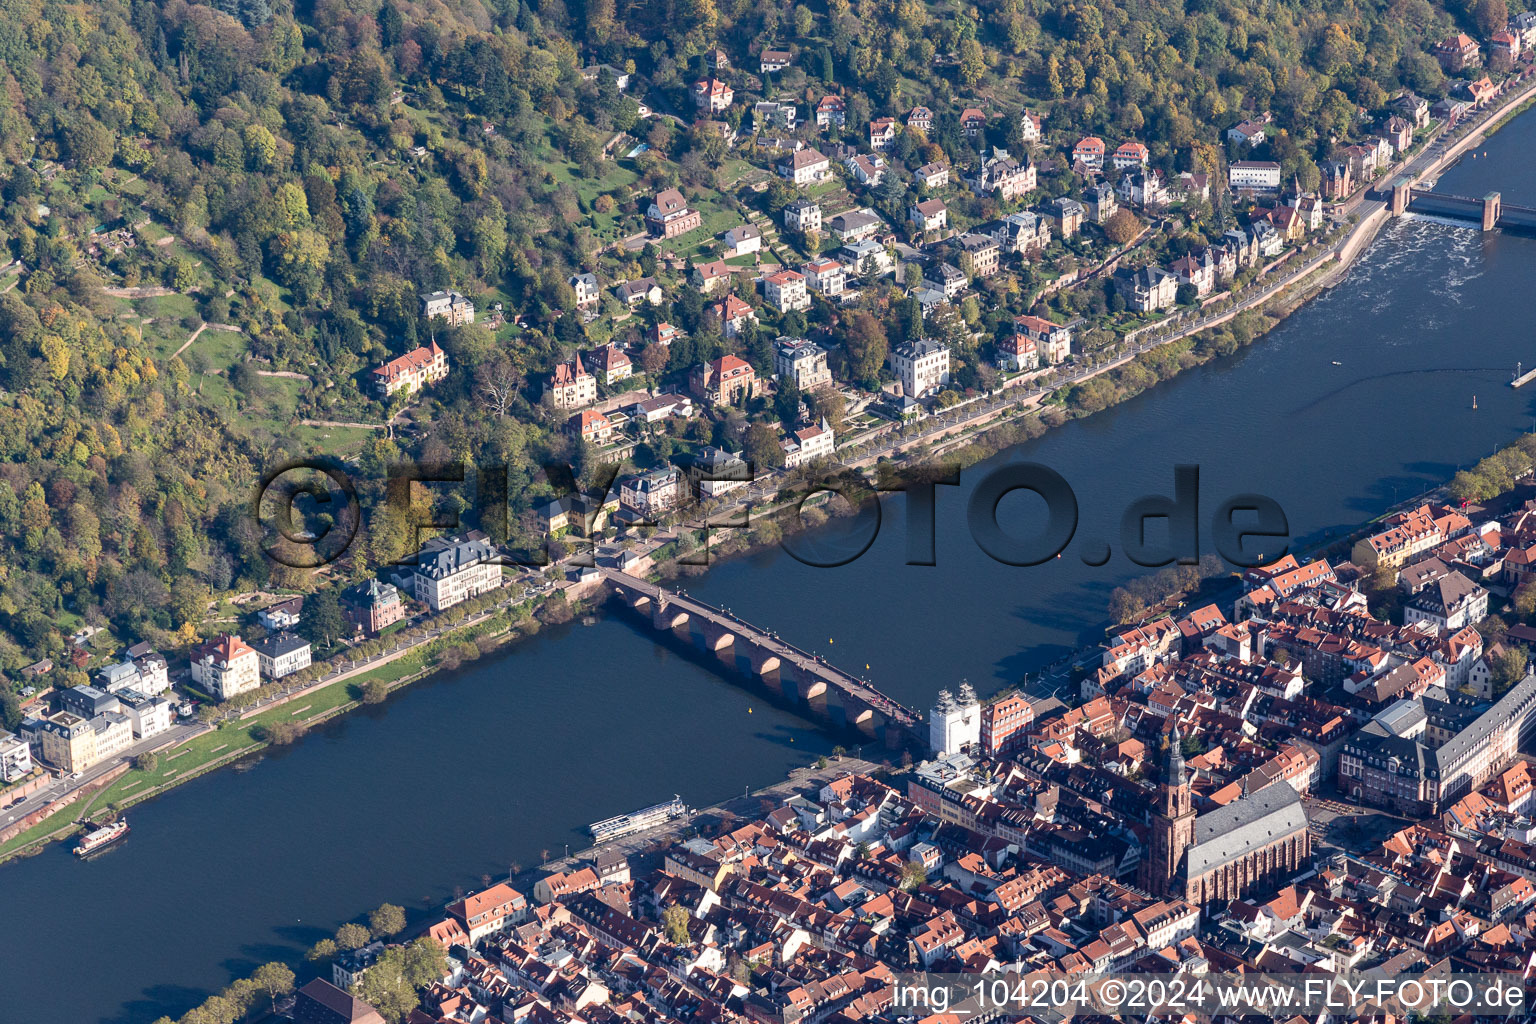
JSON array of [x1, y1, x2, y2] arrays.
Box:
[[9, 109, 1536, 1024]]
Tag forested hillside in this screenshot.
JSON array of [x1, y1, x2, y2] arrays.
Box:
[[0, 0, 1515, 686]]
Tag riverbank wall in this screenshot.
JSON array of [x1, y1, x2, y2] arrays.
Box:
[[0, 763, 128, 849]]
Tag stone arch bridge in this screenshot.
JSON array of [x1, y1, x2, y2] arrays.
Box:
[[601, 568, 919, 749]]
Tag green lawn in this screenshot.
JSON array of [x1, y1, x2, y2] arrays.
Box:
[[187, 327, 248, 372], [670, 198, 747, 259], [141, 319, 192, 361], [250, 274, 294, 313], [134, 220, 173, 244], [134, 293, 198, 322], [193, 372, 238, 417], [290, 422, 378, 453]]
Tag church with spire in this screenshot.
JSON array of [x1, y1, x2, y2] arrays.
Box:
[[1140, 719, 1312, 904]]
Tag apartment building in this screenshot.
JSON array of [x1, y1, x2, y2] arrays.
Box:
[[692, 78, 733, 113], [814, 95, 845, 129], [619, 467, 682, 520], [781, 417, 834, 468], [890, 339, 951, 397], [1404, 572, 1488, 633], [909, 199, 947, 234], [777, 148, 831, 186], [1, 730, 34, 782], [95, 649, 170, 696], [691, 354, 760, 405], [922, 263, 967, 299], [1170, 250, 1217, 298], [114, 688, 174, 740], [969, 156, 1035, 201], [980, 694, 1035, 755], [406, 531, 501, 613], [1046, 197, 1085, 240], [1072, 136, 1106, 169], [446, 883, 530, 945], [1351, 505, 1450, 570], [801, 257, 846, 297], [420, 290, 475, 326], [712, 294, 759, 337], [566, 408, 614, 445], [763, 269, 810, 311], [783, 199, 821, 234], [372, 342, 450, 399], [342, 580, 405, 635], [36, 709, 133, 774], [828, 209, 881, 243], [991, 211, 1050, 254], [568, 272, 600, 310], [868, 116, 897, 149], [191, 634, 262, 702], [953, 232, 1001, 278], [995, 332, 1038, 372], [1083, 181, 1118, 223], [254, 632, 314, 680], [1113, 141, 1149, 170], [689, 447, 752, 498], [775, 337, 832, 391], [586, 343, 631, 385], [1114, 265, 1178, 312], [1013, 315, 1072, 365], [1434, 33, 1481, 72], [545, 354, 598, 410], [645, 188, 702, 239]]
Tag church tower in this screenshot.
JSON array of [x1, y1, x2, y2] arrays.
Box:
[[1142, 720, 1196, 898]]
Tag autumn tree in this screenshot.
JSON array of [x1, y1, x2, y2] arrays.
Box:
[[1104, 210, 1143, 245], [744, 422, 785, 470], [252, 962, 296, 1013], [370, 902, 408, 938], [1491, 646, 1529, 696], [351, 939, 447, 1024], [662, 904, 691, 943], [639, 344, 669, 376], [1109, 587, 1147, 624], [335, 921, 372, 950], [839, 312, 888, 387], [808, 389, 846, 431]]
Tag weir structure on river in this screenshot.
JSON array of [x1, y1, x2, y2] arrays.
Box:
[[1390, 177, 1536, 233], [600, 567, 919, 748]]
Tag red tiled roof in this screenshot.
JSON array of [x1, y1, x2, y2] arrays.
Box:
[[711, 354, 753, 375], [714, 295, 753, 319], [197, 633, 254, 665], [373, 342, 445, 381]]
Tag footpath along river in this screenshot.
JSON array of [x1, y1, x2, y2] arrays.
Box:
[[8, 108, 1536, 1024]]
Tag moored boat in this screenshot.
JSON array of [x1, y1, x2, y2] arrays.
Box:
[[73, 820, 129, 857]]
